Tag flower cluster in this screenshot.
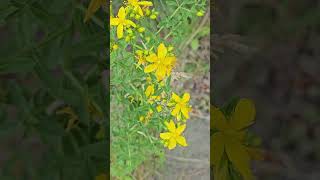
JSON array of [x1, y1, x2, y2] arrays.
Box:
[[110, 1, 192, 150], [110, 0, 158, 41]]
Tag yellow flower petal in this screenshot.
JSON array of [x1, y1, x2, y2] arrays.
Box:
[[117, 24, 124, 39], [213, 160, 229, 180], [166, 120, 176, 133], [139, 116, 145, 122], [145, 85, 154, 97], [160, 132, 172, 140], [110, 18, 119, 26], [144, 64, 157, 73], [146, 53, 158, 62], [211, 132, 225, 165], [125, 19, 136, 27], [137, 6, 143, 16], [171, 104, 181, 116], [212, 107, 229, 131], [155, 65, 166, 80], [176, 136, 187, 146], [84, 0, 106, 22], [118, 6, 126, 19], [157, 43, 167, 59], [231, 99, 256, 130], [172, 92, 181, 102], [164, 56, 176, 65], [177, 112, 182, 121], [181, 106, 190, 119], [168, 138, 177, 150], [225, 138, 253, 180], [182, 93, 190, 102], [156, 105, 162, 112], [176, 124, 186, 135]]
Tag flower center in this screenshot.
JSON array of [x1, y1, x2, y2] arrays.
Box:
[[178, 102, 185, 107], [118, 18, 125, 24]]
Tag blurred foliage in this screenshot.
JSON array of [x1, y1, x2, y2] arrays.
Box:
[[0, 0, 107, 179], [213, 0, 320, 179], [234, 0, 320, 39]]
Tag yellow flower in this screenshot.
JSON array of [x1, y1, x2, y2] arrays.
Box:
[[150, 14, 157, 19], [138, 27, 145, 33], [112, 44, 118, 50], [136, 54, 145, 66], [146, 109, 153, 119], [171, 92, 191, 121], [145, 85, 154, 97], [146, 76, 152, 83], [135, 14, 141, 20], [135, 50, 146, 66], [110, 7, 136, 39], [196, 10, 205, 17], [139, 116, 145, 122], [147, 95, 160, 105], [125, 35, 131, 42], [136, 50, 143, 56], [145, 9, 151, 16], [144, 43, 176, 81], [160, 120, 187, 150], [156, 105, 162, 112], [127, 28, 133, 35], [212, 99, 257, 180], [127, 0, 153, 16]]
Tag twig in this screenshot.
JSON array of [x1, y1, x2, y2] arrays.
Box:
[[179, 8, 210, 51]]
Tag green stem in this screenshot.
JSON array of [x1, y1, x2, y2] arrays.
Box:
[[156, 2, 185, 35], [164, 21, 182, 40]]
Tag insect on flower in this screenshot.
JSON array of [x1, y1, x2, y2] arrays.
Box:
[[110, 7, 136, 39]]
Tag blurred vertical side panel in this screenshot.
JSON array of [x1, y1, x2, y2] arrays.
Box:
[[0, 0, 108, 179], [212, 0, 320, 180]]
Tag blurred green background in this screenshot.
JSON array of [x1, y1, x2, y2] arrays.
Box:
[[213, 0, 320, 179], [0, 0, 107, 179]]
